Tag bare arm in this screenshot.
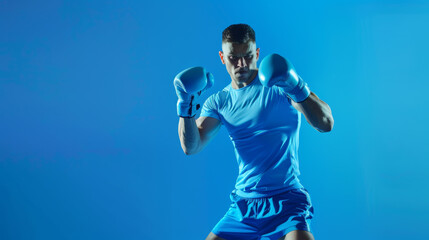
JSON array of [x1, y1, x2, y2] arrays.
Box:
[[290, 91, 334, 132], [178, 116, 222, 155]]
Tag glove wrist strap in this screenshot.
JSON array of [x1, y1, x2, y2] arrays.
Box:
[[177, 100, 200, 118], [287, 76, 311, 103]]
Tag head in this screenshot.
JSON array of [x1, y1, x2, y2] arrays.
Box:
[[219, 24, 260, 86]]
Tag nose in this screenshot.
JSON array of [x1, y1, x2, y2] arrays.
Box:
[[237, 57, 247, 67]]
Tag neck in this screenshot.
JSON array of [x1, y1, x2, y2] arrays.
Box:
[[231, 70, 258, 89]]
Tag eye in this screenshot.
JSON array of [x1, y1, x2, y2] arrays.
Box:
[[246, 55, 253, 59], [229, 56, 238, 61]]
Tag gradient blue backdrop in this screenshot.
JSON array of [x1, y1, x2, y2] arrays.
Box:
[[1, 0, 428, 239]]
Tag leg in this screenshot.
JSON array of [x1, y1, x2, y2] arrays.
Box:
[[277, 230, 315, 240], [206, 232, 227, 240]]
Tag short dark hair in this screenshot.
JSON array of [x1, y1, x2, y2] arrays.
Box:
[[222, 23, 256, 43]]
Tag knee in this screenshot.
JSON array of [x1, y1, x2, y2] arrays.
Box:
[[206, 232, 227, 240]]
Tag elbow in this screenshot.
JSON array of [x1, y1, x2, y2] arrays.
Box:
[[182, 146, 198, 155], [319, 116, 334, 132], [319, 104, 334, 132], [313, 115, 334, 133], [182, 147, 192, 155], [180, 139, 200, 156], [184, 149, 194, 155]]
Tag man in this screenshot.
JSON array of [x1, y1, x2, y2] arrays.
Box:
[[174, 24, 333, 240]]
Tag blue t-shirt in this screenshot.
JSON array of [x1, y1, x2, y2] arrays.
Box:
[[200, 74, 305, 198]]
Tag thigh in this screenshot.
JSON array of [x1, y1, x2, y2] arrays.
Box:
[[258, 188, 315, 240], [277, 229, 315, 240], [209, 192, 261, 240], [210, 213, 260, 240]]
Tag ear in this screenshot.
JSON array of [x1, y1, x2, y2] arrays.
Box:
[[219, 51, 225, 64], [256, 48, 260, 61]]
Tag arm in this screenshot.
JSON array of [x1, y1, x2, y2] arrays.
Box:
[[290, 91, 334, 132], [257, 54, 334, 132], [178, 116, 222, 155]]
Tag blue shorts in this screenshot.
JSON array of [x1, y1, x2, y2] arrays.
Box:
[[211, 188, 314, 240]]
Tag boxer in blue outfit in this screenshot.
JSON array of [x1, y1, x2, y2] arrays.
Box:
[[174, 24, 334, 240]]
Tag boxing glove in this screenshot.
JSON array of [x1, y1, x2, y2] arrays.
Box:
[[173, 66, 214, 118], [258, 53, 310, 103]]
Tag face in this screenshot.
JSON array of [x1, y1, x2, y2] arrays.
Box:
[[219, 40, 260, 86]]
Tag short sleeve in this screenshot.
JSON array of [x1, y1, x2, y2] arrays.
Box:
[[286, 95, 292, 104], [199, 94, 221, 121], [275, 86, 292, 105]]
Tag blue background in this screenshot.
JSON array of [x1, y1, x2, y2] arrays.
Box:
[[1, 0, 428, 239]]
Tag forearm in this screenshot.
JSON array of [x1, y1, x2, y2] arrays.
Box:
[[295, 92, 334, 132], [178, 117, 201, 155]]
